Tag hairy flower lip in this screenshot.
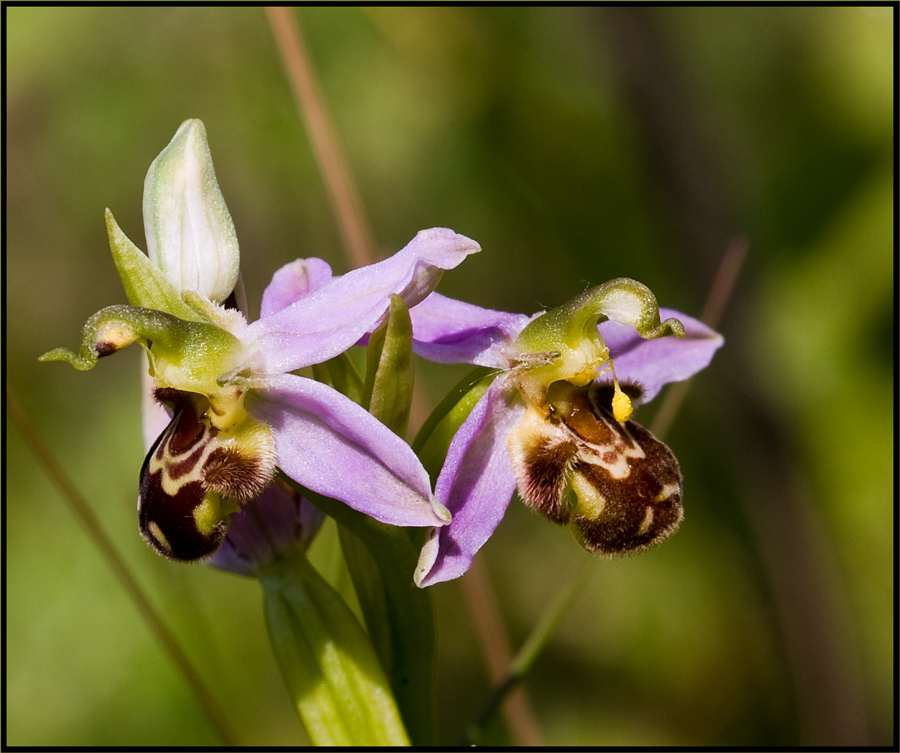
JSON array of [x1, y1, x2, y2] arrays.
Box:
[[509, 380, 684, 556]]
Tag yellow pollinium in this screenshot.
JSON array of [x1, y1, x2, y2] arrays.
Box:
[[611, 387, 633, 423]]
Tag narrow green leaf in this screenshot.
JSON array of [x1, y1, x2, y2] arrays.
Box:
[[337, 525, 393, 667], [412, 366, 497, 480], [311, 351, 366, 405]]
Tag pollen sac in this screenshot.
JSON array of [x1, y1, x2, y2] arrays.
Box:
[[508, 380, 683, 557], [139, 388, 275, 561]]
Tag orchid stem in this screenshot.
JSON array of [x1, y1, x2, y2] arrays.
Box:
[[7, 384, 240, 747], [461, 555, 543, 746], [464, 559, 592, 745], [651, 236, 748, 440], [510, 559, 592, 679]]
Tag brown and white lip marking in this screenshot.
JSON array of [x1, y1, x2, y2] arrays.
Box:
[[508, 381, 683, 557], [138, 388, 271, 562]]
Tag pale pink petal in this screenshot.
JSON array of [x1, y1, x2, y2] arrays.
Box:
[[415, 380, 524, 587], [409, 292, 532, 369], [597, 308, 724, 403], [260, 257, 333, 318], [244, 228, 479, 376], [248, 373, 450, 528]]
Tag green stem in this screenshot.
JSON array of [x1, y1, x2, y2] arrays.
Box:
[[464, 560, 592, 745]]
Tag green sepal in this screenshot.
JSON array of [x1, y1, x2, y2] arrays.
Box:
[[297, 484, 439, 746], [106, 209, 204, 322], [412, 366, 498, 481], [364, 294, 414, 437], [311, 351, 366, 406], [259, 551, 410, 746]]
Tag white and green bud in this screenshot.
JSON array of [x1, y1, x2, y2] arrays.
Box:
[[143, 118, 240, 303]]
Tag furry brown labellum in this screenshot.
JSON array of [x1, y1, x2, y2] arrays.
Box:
[[139, 388, 275, 561], [508, 380, 683, 556]]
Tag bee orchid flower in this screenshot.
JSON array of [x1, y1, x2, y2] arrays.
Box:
[[405, 285, 724, 587], [40, 119, 479, 562]]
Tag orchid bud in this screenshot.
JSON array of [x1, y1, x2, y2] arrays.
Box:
[[143, 119, 240, 303]]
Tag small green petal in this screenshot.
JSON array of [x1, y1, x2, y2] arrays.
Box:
[[39, 305, 144, 370], [39, 304, 243, 396]]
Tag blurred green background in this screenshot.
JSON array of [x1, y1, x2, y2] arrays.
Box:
[[6, 6, 893, 747]]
